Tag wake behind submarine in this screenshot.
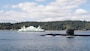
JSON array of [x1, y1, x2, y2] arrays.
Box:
[[40, 29, 90, 38]]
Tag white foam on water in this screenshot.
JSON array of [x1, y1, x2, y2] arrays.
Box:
[[45, 35, 53, 37]]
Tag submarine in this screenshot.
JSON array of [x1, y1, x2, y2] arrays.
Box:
[[40, 29, 90, 38]]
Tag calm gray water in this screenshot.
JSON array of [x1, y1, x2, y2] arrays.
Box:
[[0, 30, 90, 51]]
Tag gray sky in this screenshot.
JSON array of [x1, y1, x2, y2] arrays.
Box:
[[0, 0, 90, 22]]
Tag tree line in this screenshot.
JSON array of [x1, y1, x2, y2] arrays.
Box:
[[0, 20, 90, 30]]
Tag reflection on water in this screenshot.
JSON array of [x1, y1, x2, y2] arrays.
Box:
[[0, 30, 90, 51]]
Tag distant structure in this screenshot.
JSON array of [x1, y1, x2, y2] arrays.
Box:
[[18, 26, 45, 32]]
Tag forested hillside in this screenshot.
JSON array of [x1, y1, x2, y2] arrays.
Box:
[[0, 21, 90, 30]]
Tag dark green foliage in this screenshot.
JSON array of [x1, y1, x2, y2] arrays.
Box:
[[0, 21, 90, 30], [0, 23, 12, 30]]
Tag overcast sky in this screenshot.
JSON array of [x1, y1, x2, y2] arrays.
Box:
[[0, 0, 90, 23]]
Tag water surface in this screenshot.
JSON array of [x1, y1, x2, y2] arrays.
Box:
[[0, 30, 90, 51]]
